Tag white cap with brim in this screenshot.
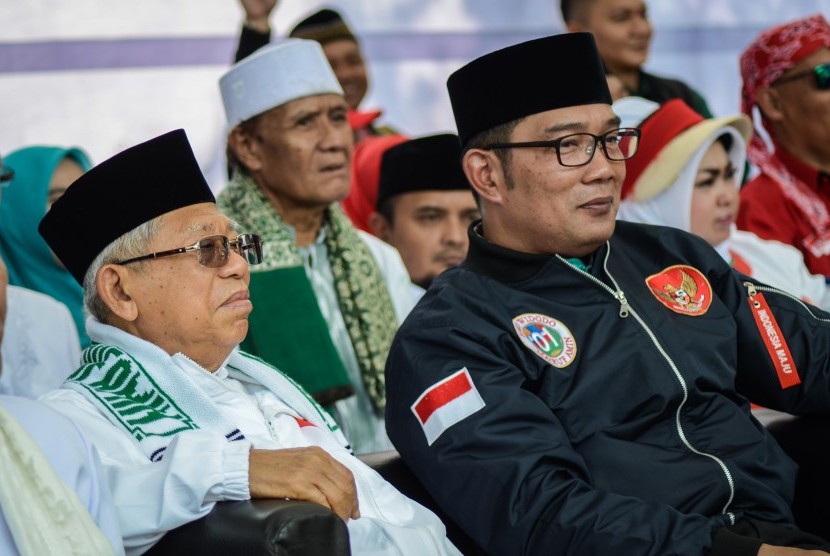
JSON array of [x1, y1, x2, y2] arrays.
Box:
[[219, 39, 344, 127]]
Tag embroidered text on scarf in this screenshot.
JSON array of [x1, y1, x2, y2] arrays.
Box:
[[65, 320, 346, 463]]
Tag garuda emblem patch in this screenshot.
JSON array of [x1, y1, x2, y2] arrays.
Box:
[[645, 265, 712, 316]]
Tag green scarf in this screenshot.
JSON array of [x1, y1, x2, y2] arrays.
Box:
[[218, 172, 397, 413]]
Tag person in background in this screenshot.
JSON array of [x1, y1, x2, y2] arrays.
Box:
[[0, 396, 123, 556], [0, 146, 93, 346], [561, 0, 713, 117], [220, 39, 413, 453], [342, 134, 409, 233], [737, 14, 830, 278], [0, 163, 9, 374], [368, 134, 480, 301], [616, 97, 830, 310], [0, 154, 81, 398], [1, 162, 121, 552], [234, 0, 397, 141]]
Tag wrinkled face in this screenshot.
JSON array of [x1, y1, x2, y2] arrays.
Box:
[[581, 0, 652, 74], [690, 140, 739, 247], [248, 94, 353, 212], [323, 39, 369, 110], [48, 157, 84, 212], [378, 190, 480, 288], [491, 103, 625, 257], [772, 47, 830, 166], [123, 203, 252, 368]]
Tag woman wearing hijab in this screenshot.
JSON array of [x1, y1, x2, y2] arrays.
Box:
[[616, 97, 830, 310], [0, 146, 92, 346]]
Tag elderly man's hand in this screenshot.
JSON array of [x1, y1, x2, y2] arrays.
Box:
[[249, 446, 360, 522], [758, 545, 830, 555]]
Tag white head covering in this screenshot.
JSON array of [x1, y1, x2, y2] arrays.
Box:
[[219, 39, 343, 127], [614, 97, 749, 261], [612, 96, 659, 130], [617, 127, 746, 258]]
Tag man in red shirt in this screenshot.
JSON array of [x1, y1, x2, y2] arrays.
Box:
[[737, 14, 830, 277]]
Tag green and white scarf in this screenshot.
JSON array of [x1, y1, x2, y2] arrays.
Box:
[[64, 320, 347, 463], [218, 172, 397, 412]]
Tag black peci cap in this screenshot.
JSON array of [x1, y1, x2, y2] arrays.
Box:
[[376, 134, 470, 209], [39, 129, 215, 284], [447, 32, 612, 147]]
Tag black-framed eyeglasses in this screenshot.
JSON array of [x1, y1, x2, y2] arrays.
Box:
[[773, 62, 830, 90], [483, 127, 641, 167], [115, 233, 263, 268]]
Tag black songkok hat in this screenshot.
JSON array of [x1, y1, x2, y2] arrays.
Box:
[[289, 8, 357, 45], [39, 129, 215, 285], [447, 32, 612, 147], [376, 134, 470, 209]]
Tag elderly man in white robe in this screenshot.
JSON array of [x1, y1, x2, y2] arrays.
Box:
[[218, 39, 414, 454], [37, 129, 458, 555]]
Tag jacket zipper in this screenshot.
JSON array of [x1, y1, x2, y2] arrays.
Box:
[[556, 246, 737, 522]]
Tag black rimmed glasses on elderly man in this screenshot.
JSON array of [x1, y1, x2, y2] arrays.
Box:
[[483, 127, 641, 167], [115, 233, 263, 268]]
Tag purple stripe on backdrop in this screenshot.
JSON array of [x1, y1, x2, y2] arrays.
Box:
[[0, 27, 764, 74]]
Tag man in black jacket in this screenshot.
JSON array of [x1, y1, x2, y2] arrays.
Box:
[[384, 31, 830, 556]]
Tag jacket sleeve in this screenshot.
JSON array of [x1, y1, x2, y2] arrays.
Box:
[[40, 391, 251, 555], [385, 304, 732, 556], [716, 267, 830, 416]]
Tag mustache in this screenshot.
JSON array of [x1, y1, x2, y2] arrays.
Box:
[[431, 247, 466, 264]]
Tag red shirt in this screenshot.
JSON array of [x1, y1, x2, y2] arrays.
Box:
[[738, 147, 830, 276]]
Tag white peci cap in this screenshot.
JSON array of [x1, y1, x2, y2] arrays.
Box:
[[219, 39, 343, 127]]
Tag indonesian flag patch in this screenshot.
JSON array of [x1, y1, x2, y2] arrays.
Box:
[[646, 265, 712, 316], [411, 368, 485, 446]]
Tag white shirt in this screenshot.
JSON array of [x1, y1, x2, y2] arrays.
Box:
[[0, 395, 123, 556], [0, 285, 80, 398], [298, 228, 414, 454], [40, 327, 457, 556]]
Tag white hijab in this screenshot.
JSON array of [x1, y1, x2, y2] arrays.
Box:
[[616, 127, 747, 262]]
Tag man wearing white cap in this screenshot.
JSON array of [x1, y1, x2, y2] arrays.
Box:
[[218, 39, 413, 455]]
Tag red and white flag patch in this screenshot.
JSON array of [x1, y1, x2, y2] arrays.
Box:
[[411, 368, 485, 446]]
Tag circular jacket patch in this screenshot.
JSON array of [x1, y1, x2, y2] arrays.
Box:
[[512, 313, 577, 368], [645, 265, 712, 316]]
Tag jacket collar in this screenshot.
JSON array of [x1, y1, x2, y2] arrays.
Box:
[[463, 221, 563, 283]]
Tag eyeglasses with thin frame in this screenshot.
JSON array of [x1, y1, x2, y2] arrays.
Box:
[[483, 128, 641, 167], [773, 62, 830, 90], [115, 233, 264, 268]]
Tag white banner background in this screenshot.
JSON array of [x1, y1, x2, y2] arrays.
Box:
[[1, 0, 829, 191]]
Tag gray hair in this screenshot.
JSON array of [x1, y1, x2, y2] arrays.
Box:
[[83, 216, 164, 322]]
